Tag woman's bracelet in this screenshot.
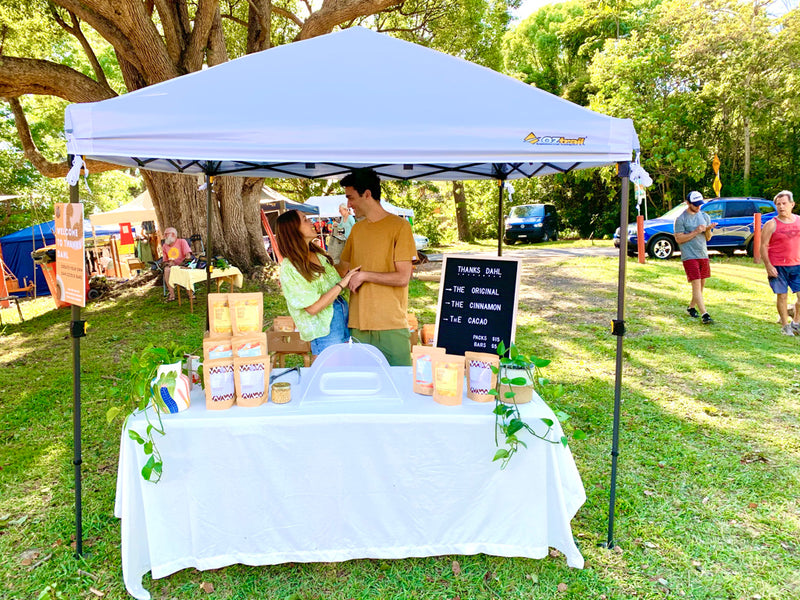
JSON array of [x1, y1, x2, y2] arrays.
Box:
[[335, 282, 344, 292]]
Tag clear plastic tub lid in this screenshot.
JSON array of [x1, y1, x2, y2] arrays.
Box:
[[299, 341, 402, 404]]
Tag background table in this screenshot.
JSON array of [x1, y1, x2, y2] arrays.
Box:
[[168, 266, 243, 311], [116, 368, 586, 600]]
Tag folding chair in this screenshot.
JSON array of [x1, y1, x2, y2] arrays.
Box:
[[189, 234, 205, 257]]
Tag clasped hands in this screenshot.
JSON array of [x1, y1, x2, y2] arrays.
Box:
[[340, 266, 364, 291], [695, 222, 717, 234]]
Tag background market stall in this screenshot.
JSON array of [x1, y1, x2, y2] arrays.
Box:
[[0, 220, 120, 297]]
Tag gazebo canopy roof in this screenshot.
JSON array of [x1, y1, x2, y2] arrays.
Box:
[[65, 27, 638, 182]]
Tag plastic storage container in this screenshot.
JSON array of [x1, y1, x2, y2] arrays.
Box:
[[298, 341, 402, 405]]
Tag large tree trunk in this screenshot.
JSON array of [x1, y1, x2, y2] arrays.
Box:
[[1, 0, 413, 271], [452, 181, 471, 241], [142, 172, 269, 271]]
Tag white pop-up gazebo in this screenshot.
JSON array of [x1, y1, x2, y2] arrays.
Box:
[[89, 189, 158, 228], [306, 194, 413, 219], [63, 26, 639, 559]]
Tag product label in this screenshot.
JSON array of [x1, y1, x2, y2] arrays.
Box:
[[240, 363, 265, 399], [235, 300, 260, 332], [208, 343, 233, 359], [415, 356, 433, 384], [434, 364, 459, 397], [236, 341, 264, 358], [212, 302, 232, 334], [468, 360, 492, 394], [209, 365, 235, 402]]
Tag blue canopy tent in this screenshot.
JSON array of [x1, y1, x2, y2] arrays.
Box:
[[0, 219, 120, 297]]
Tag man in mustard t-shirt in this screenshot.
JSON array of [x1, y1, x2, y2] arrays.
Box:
[[338, 169, 417, 366]]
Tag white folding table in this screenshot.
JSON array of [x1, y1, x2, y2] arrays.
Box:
[[116, 367, 586, 599]]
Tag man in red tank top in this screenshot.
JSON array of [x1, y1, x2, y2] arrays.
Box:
[[760, 190, 800, 335]]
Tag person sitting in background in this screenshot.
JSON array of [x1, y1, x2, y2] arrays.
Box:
[[161, 227, 193, 302], [275, 210, 360, 355]]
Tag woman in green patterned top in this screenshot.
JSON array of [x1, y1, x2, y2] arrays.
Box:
[[275, 210, 360, 355]]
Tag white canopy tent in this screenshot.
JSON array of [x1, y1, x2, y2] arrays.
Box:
[[63, 26, 638, 557], [306, 194, 413, 219], [65, 27, 637, 181], [89, 189, 158, 228]]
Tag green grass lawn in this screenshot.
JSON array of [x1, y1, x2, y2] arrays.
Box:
[[1, 254, 798, 599]]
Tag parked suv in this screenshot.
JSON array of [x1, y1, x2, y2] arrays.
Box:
[[504, 203, 560, 244], [614, 197, 776, 259]]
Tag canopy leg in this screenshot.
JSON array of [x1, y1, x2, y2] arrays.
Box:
[[605, 162, 630, 549]]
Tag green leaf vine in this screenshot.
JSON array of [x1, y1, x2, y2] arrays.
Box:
[[490, 341, 586, 469], [107, 343, 187, 483]]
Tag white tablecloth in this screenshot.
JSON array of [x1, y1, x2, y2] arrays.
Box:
[[115, 368, 586, 599]]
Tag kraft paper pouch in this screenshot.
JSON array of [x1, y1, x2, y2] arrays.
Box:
[[272, 316, 296, 332], [207, 293, 232, 338], [420, 324, 436, 346], [230, 292, 264, 335], [203, 358, 235, 410], [412, 345, 446, 395], [232, 333, 268, 358], [465, 351, 499, 403], [233, 356, 270, 407], [432, 354, 465, 406], [203, 337, 233, 361]]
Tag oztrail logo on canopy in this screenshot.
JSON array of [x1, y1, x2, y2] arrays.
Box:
[[525, 132, 586, 146]]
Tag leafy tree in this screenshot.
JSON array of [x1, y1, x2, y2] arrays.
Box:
[[588, 0, 796, 213], [1, 0, 520, 268]]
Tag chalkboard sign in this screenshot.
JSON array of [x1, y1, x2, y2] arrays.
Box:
[[434, 255, 521, 356]]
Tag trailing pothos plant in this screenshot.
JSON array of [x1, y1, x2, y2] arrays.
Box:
[[490, 341, 586, 469], [107, 343, 187, 483]]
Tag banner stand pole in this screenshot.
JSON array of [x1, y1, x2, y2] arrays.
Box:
[[67, 154, 84, 558]]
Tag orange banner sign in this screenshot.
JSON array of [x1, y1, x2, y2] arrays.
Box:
[[54, 203, 86, 307]]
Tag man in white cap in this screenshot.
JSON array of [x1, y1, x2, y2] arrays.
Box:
[[674, 191, 716, 324]]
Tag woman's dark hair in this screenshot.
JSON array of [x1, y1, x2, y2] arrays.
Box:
[[275, 210, 332, 281]]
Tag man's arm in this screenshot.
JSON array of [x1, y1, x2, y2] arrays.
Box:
[[704, 220, 716, 241], [674, 217, 706, 245], [760, 219, 777, 277], [347, 260, 412, 292]]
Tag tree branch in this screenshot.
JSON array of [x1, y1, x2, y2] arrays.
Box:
[[0, 56, 116, 102], [246, 0, 271, 53], [51, 0, 145, 75], [297, 0, 403, 40], [271, 5, 304, 28], [185, 0, 219, 71], [221, 13, 249, 28], [154, 0, 186, 65], [55, 0, 179, 84], [49, 6, 112, 91], [207, 6, 230, 66], [4, 97, 121, 178]]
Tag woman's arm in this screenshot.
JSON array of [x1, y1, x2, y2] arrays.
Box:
[[302, 266, 360, 316]]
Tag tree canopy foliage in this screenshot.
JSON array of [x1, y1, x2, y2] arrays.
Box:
[[503, 0, 799, 237]]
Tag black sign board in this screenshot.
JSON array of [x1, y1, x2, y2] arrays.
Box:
[[434, 255, 521, 356]]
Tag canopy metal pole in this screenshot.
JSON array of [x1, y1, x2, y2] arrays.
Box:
[[497, 180, 504, 257], [205, 173, 213, 331], [67, 155, 83, 558], [606, 161, 630, 549]]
